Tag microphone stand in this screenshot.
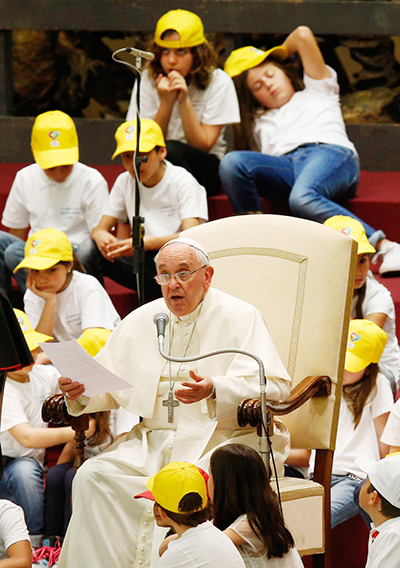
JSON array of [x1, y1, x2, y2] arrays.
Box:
[[156, 323, 271, 475], [112, 48, 150, 306]]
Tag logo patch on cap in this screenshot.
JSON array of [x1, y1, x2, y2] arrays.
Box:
[[125, 125, 135, 141], [341, 227, 352, 236], [17, 315, 29, 332], [49, 130, 60, 147]]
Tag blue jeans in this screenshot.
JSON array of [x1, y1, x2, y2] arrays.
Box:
[[0, 456, 44, 535], [331, 474, 364, 528], [219, 144, 386, 246], [0, 231, 28, 296]]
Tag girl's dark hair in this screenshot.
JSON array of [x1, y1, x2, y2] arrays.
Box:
[[343, 362, 379, 427], [232, 56, 303, 151], [210, 444, 294, 559], [354, 281, 367, 320], [87, 411, 115, 448], [147, 33, 218, 90]]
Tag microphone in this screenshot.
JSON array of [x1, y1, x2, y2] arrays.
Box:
[[125, 47, 155, 61], [153, 313, 169, 349]]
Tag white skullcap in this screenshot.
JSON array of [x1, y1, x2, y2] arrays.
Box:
[[158, 237, 209, 260]]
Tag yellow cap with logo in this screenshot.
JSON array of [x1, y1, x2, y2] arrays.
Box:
[[112, 119, 166, 159], [154, 9, 207, 48], [13, 308, 53, 352], [224, 45, 288, 78], [147, 461, 208, 513], [14, 228, 74, 273], [324, 215, 376, 255], [345, 319, 387, 373], [31, 110, 79, 170]]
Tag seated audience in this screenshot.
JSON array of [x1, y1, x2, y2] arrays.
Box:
[[0, 110, 108, 296]]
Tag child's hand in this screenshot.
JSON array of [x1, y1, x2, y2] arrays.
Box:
[[93, 230, 119, 260], [105, 238, 134, 259], [167, 70, 188, 102], [156, 74, 178, 105], [26, 272, 57, 303]]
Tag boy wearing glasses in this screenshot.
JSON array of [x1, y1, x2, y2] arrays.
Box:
[[85, 118, 208, 301]]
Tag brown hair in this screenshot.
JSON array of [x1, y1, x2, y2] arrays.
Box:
[[343, 363, 379, 427], [367, 480, 400, 518], [232, 56, 303, 151], [159, 493, 210, 527], [87, 411, 115, 449], [147, 31, 217, 90]]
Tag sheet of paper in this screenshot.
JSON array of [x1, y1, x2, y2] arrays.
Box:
[[39, 340, 133, 397]]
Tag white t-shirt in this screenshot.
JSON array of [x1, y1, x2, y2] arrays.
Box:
[[105, 161, 208, 235], [1, 162, 109, 246], [366, 517, 400, 568], [127, 68, 240, 160], [253, 66, 356, 157], [381, 398, 400, 447], [0, 500, 30, 561], [332, 373, 394, 476], [24, 271, 121, 342], [0, 365, 61, 465], [352, 272, 400, 386], [157, 521, 245, 568], [229, 514, 303, 568]]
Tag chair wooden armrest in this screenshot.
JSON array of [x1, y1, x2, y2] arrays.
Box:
[[42, 394, 89, 471], [237, 375, 332, 427]]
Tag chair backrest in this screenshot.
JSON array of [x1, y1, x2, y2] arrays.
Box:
[[182, 215, 357, 451]]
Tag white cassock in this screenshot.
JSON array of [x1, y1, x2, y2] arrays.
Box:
[[58, 288, 291, 568]]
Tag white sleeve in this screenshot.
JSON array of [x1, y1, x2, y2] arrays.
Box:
[[174, 171, 208, 222], [157, 545, 195, 568], [1, 382, 29, 432], [363, 276, 396, 319], [381, 399, 400, 446], [104, 174, 131, 224], [199, 70, 240, 126], [127, 71, 160, 121], [1, 170, 31, 229], [0, 501, 30, 554], [23, 289, 45, 330], [77, 277, 120, 331], [370, 374, 394, 420]]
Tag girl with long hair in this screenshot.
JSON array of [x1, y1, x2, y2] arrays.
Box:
[[126, 9, 240, 196], [219, 26, 400, 276], [209, 444, 303, 567]]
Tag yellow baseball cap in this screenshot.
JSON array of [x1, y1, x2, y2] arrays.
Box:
[[224, 45, 288, 78], [154, 9, 207, 48], [345, 319, 387, 373], [147, 462, 208, 514], [112, 119, 166, 159], [13, 308, 53, 352], [323, 215, 376, 255], [77, 328, 112, 357], [31, 110, 79, 170], [14, 228, 74, 273]]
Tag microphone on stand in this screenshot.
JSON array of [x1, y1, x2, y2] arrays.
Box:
[[152, 313, 271, 474], [125, 47, 155, 61]]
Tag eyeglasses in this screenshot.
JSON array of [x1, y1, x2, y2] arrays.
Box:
[[154, 266, 207, 285]]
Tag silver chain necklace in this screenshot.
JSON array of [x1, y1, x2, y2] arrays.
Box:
[[162, 301, 204, 423]]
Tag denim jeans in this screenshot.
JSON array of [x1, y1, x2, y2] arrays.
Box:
[[77, 238, 161, 301], [44, 461, 75, 537], [219, 144, 386, 245], [0, 231, 28, 296], [331, 474, 364, 528], [0, 456, 44, 536]]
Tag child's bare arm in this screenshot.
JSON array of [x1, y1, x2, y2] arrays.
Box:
[[282, 26, 330, 81]]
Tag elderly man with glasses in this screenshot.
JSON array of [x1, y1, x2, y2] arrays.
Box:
[[57, 237, 291, 568]]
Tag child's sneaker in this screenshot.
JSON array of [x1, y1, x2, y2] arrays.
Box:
[[32, 541, 61, 567], [374, 241, 400, 277]]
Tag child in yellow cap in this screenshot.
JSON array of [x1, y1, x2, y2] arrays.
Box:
[[219, 26, 400, 276], [138, 461, 245, 568], [0, 110, 108, 297], [87, 118, 208, 301], [126, 9, 240, 196], [324, 215, 400, 396], [307, 319, 393, 529], [0, 308, 93, 549], [14, 227, 120, 364]]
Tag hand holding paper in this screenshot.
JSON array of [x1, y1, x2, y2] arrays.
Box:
[[39, 340, 133, 397]]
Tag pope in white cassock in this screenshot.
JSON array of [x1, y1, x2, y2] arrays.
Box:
[[57, 237, 291, 568]]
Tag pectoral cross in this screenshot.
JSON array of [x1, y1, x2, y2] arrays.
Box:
[[162, 390, 179, 423]]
